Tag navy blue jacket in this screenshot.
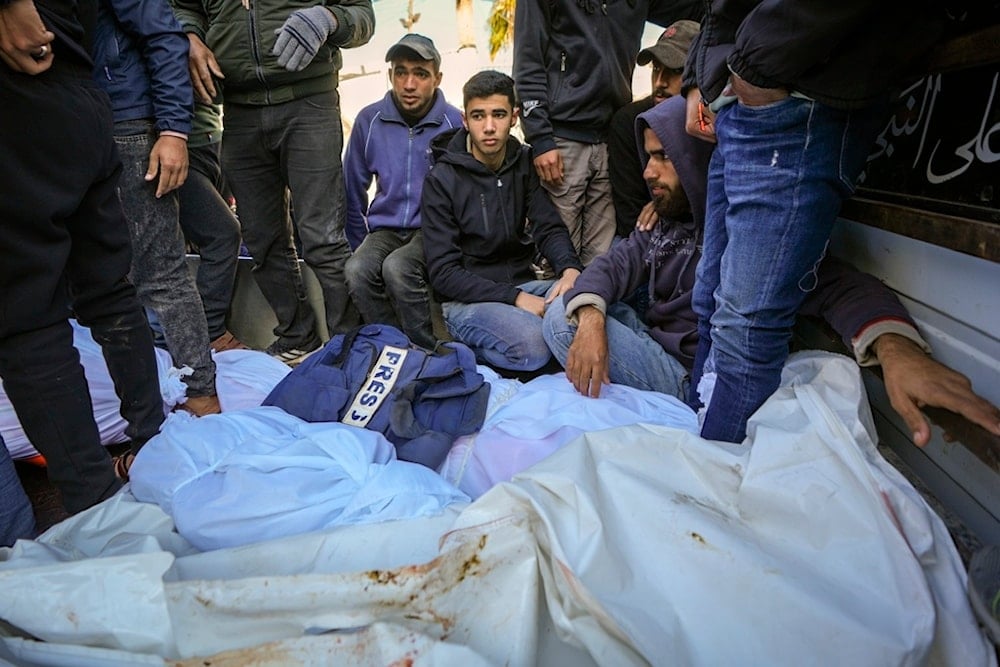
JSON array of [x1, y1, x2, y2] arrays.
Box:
[[91, 0, 192, 134], [422, 128, 584, 306]]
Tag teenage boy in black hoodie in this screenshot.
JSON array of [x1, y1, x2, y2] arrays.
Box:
[[422, 70, 583, 373], [543, 95, 1000, 448]]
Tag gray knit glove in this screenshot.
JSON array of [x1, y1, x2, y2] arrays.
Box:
[[272, 5, 338, 72]]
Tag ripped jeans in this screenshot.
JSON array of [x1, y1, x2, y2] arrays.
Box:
[[690, 96, 885, 443]]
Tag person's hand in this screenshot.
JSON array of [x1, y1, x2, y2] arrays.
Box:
[[728, 72, 788, 107], [545, 268, 580, 304], [636, 201, 658, 232], [684, 90, 716, 144], [272, 5, 337, 72], [565, 306, 610, 398], [514, 291, 546, 317], [875, 333, 1000, 447], [187, 33, 223, 104], [0, 0, 54, 74], [146, 135, 189, 197], [533, 148, 564, 186]]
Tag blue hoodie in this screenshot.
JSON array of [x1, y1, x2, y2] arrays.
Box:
[[344, 90, 463, 250]]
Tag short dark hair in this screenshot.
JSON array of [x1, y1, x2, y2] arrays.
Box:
[[462, 70, 517, 110]]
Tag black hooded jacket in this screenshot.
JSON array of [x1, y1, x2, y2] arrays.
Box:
[[421, 128, 584, 306]]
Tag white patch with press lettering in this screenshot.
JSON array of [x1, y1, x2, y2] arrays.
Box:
[[342, 345, 409, 428]]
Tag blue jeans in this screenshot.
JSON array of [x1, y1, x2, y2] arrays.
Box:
[[0, 436, 34, 546], [543, 297, 689, 398], [223, 91, 360, 345], [114, 119, 217, 398], [345, 229, 435, 349], [691, 97, 885, 442], [442, 280, 554, 371], [178, 141, 241, 341]]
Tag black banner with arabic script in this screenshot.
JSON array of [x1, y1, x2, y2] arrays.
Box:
[[858, 65, 1000, 224]]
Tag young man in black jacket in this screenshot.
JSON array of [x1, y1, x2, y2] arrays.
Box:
[[422, 71, 583, 373]]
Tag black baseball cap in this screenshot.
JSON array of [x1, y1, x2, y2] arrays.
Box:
[[385, 33, 441, 69]]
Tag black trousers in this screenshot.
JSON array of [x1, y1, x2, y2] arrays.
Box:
[[0, 67, 164, 513]]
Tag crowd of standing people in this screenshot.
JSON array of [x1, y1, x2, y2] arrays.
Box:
[[2, 0, 999, 552]]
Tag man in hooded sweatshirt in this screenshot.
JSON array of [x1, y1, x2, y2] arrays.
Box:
[[422, 70, 583, 373], [543, 95, 1000, 447]]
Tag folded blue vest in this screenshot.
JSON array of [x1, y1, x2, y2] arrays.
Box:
[[263, 324, 490, 469]]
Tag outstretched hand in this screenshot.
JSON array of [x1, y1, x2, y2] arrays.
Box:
[[533, 148, 564, 186], [635, 201, 658, 232], [875, 333, 1000, 447], [565, 306, 610, 398], [514, 291, 545, 317], [684, 90, 716, 144]]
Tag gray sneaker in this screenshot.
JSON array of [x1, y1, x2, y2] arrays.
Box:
[[968, 545, 1000, 645], [265, 337, 321, 367]]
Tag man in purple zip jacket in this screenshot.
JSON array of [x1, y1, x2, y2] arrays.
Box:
[[543, 95, 1000, 447], [343, 34, 462, 350]]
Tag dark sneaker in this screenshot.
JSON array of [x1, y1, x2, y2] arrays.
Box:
[[266, 337, 321, 367], [968, 545, 1000, 644]]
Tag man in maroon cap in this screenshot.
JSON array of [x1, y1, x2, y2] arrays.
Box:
[[609, 20, 699, 238]]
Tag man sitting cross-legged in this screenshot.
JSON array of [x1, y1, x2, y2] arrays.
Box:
[[421, 70, 583, 373], [543, 95, 1000, 447]]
